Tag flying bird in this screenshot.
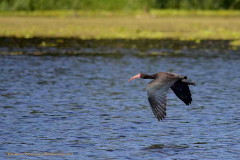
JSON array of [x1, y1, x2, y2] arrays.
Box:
[[128, 72, 195, 121]]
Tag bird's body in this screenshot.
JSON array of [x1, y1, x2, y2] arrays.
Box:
[[128, 72, 195, 121]]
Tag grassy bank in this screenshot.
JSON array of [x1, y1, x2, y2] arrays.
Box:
[[0, 10, 240, 43]]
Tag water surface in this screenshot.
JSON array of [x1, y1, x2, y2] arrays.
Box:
[[0, 48, 240, 159]]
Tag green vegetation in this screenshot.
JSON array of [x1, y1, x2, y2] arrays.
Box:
[[154, 0, 240, 10], [0, 0, 240, 11], [1, 9, 240, 17], [0, 0, 153, 11]]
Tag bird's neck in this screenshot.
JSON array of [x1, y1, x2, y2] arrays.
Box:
[[140, 73, 156, 79]]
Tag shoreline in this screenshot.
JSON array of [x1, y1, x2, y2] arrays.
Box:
[[0, 37, 239, 56]]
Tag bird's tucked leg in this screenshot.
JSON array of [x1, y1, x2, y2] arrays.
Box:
[[182, 80, 196, 86]]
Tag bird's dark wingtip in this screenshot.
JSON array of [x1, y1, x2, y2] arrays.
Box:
[[156, 116, 166, 121], [184, 100, 192, 105]]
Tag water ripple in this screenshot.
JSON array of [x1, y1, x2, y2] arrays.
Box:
[[0, 53, 240, 159]]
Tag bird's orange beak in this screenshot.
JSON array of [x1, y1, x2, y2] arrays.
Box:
[[128, 73, 141, 82]]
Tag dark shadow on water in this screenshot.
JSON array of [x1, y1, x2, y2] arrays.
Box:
[[0, 36, 239, 57], [143, 144, 189, 152]]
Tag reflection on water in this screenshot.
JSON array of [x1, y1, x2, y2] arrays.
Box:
[[0, 47, 240, 159], [0, 37, 240, 56], [144, 144, 189, 150]]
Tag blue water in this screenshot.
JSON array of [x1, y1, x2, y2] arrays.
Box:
[[0, 52, 240, 159]]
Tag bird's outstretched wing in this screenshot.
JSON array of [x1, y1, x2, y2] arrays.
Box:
[[146, 83, 171, 121], [171, 80, 193, 105]]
